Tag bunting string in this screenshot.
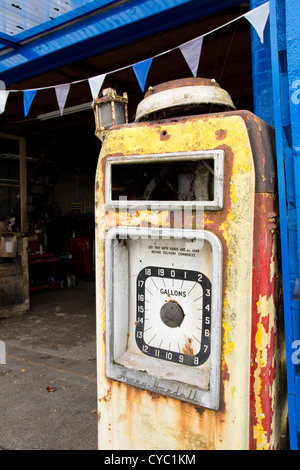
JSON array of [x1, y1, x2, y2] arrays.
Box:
[[0, 1, 269, 116]]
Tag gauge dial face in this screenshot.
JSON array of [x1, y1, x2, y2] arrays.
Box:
[[136, 266, 211, 366]]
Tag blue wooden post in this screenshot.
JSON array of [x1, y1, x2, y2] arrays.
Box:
[[250, 0, 273, 126], [286, 0, 300, 448], [268, 0, 300, 449]]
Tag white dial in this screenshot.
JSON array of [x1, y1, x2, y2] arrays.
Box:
[[136, 266, 211, 366]]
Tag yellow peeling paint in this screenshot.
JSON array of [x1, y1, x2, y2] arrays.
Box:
[[253, 317, 267, 450], [230, 183, 238, 204], [101, 115, 251, 160], [223, 322, 235, 357]]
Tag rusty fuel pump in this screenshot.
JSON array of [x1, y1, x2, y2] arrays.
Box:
[[94, 78, 287, 450]]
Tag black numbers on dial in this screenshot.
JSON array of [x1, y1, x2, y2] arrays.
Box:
[[135, 266, 211, 367]]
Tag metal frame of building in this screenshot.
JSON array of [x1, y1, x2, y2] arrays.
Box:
[[0, 0, 241, 85]]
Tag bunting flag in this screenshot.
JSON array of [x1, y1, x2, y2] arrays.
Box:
[[23, 89, 37, 117], [133, 58, 153, 92], [1, 2, 269, 117], [0, 90, 9, 114], [88, 73, 106, 99], [179, 36, 203, 77], [244, 1, 270, 43], [55, 83, 70, 115]]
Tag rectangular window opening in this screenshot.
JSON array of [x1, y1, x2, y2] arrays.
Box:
[[105, 151, 223, 210], [111, 159, 215, 202]]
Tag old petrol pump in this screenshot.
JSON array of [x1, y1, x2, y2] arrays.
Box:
[[94, 78, 287, 450]]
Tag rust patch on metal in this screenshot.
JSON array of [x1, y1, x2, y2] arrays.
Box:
[[99, 388, 112, 404], [144, 77, 222, 97], [182, 337, 194, 356], [160, 129, 171, 140], [221, 353, 230, 382], [215, 129, 227, 140]]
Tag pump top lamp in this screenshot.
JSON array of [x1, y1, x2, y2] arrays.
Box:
[[93, 88, 128, 141]]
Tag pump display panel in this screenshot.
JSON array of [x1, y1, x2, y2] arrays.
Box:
[[105, 150, 224, 210], [105, 226, 222, 410]]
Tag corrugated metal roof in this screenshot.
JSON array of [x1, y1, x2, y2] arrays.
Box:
[[0, 0, 116, 51], [0, 0, 95, 36]]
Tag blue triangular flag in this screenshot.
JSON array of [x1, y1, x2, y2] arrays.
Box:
[[133, 58, 153, 92], [24, 89, 37, 117]]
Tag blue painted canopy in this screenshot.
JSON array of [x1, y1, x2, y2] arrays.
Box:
[[0, 0, 241, 85]]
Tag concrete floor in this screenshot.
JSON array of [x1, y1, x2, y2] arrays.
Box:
[[0, 280, 98, 450]]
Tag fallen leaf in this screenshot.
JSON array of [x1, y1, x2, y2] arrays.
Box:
[[46, 386, 56, 392]]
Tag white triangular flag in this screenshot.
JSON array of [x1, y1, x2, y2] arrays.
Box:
[[244, 2, 269, 44], [55, 83, 70, 116], [179, 36, 203, 77], [88, 74, 106, 99], [0, 90, 9, 114]]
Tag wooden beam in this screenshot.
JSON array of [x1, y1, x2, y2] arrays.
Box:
[[0, 133, 27, 233]]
